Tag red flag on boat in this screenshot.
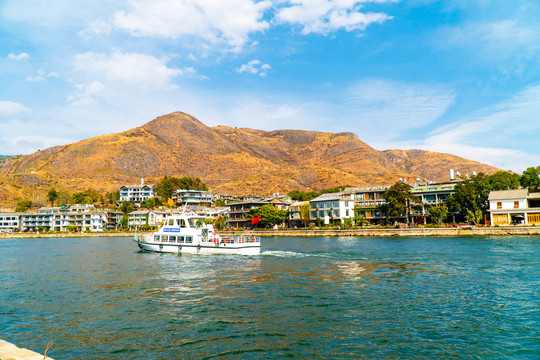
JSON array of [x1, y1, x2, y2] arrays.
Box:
[[251, 215, 262, 224]]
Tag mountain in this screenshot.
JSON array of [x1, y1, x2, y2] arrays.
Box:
[[0, 112, 500, 205]]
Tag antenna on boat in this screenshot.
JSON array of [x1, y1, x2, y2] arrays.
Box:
[[180, 202, 188, 215]]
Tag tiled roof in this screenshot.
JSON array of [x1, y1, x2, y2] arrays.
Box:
[[488, 189, 528, 200]]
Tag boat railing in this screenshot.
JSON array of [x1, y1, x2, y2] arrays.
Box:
[[221, 235, 260, 244]]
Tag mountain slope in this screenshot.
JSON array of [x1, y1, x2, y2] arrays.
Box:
[[0, 112, 500, 205]]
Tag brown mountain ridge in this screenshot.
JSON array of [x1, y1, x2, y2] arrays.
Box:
[[0, 112, 499, 205]]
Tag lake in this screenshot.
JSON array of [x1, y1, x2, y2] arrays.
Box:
[[0, 236, 538, 359]]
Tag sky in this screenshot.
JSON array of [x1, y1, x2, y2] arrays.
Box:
[[1, 0, 540, 173]]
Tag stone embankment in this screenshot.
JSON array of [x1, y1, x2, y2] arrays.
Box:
[[0, 339, 54, 360], [222, 226, 540, 237], [0, 232, 133, 239], [2, 227, 540, 239]]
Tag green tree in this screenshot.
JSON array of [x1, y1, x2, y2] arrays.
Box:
[[120, 214, 128, 229], [83, 188, 103, 203], [488, 171, 521, 191], [299, 202, 311, 227], [466, 209, 483, 226], [427, 203, 448, 224], [141, 197, 160, 209], [118, 201, 134, 215], [448, 173, 491, 215], [71, 192, 92, 204], [246, 204, 288, 228], [56, 191, 71, 207], [15, 199, 33, 212], [106, 191, 120, 204], [47, 188, 59, 206], [214, 215, 227, 230], [155, 176, 175, 200], [214, 199, 226, 207], [382, 182, 420, 224], [521, 166, 540, 192]]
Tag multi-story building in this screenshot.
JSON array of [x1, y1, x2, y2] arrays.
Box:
[[288, 201, 310, 227], [128, 210, 153, 230], [227, 199, 267, 228], [104, 210, 123, 230], [52, 211, 107, 232], [0, 212, 21, 232], [347, 186, 389, 224], [173, 189, 213, 206], [488, 189, 540, 225], [309, 192, 356, 224], [120, 178, 155, 205], [411, 182, 457, 223], [20, 213, 54, 231]]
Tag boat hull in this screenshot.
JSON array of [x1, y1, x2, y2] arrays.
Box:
[[134, 239, 261, 255]]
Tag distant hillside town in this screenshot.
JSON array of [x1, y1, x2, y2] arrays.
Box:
[[2, 166, 539, 234]]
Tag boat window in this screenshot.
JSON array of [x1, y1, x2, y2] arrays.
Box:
[[188, 218, 205, 228], [185, 236, 193, 243], [179, 236, 185, 243], [180, 220, 187, 228], [169, 236, 176, 243], [167, 219, 175, 226], [162, 236, 168, 242], [154, 235, 160, 242]]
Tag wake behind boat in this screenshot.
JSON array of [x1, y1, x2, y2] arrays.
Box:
[[133, 211, 260, 255]]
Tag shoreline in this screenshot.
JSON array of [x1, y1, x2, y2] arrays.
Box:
[[2, 226, 540, 239]]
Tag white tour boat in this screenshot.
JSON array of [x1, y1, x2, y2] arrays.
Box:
[[133, 211, 261, 255]]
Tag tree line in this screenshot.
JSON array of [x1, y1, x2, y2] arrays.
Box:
[[13, 176, 208, 213]]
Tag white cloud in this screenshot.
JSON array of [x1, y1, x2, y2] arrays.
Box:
[[8, 52, 30, 61], [377, 84, 540, 173], [436, 18, 540, 76], [275, 0, 395, 34], [78, 19, 112, 38], [236, 60, 271, 76], [112, 0, 271, 50], [346, 79, 455, 140], [73, 50, 183, 89], [26, 70, 59, 82], [0, 101, 32, 119], [67, 81, 106, 106]]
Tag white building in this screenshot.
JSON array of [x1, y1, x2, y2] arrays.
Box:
[[309, 192, 356, 224], [173, 189, 212, 206], [488, 189, 540, 225], [120, 178, 155, 204], [0, 212, 21, 232]]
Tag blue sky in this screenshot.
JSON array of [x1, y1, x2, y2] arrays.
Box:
[[1, 0, 540, 173]]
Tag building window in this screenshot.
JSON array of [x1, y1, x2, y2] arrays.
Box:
[[497, 202, 502, 209], [514, 201, 519, 208]]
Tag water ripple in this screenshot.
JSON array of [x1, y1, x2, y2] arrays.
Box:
[[0, 236, 538, 359]]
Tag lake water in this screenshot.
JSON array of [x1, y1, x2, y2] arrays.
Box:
[[0, 236, 538, 359]]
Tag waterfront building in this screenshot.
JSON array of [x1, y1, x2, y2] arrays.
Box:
[[288, 201, 310, 227], [52, 211, 107, 232], [227, 194, 291, 228], [172, 189, 213, 206], [0, 212, 21, 232], [128, 210, 154, 230], [120, 178, 155, 205], [411, 182, 457, 223], [309, 192, 356, 224], [212, 193, 240, 204], [20, 213, 53, 231], [261, 193, 292, 210], [488, 189, 540, 225], [104, 210, 123, 230], [347, 186, 389, 224], [227, 199, 268, 228]]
